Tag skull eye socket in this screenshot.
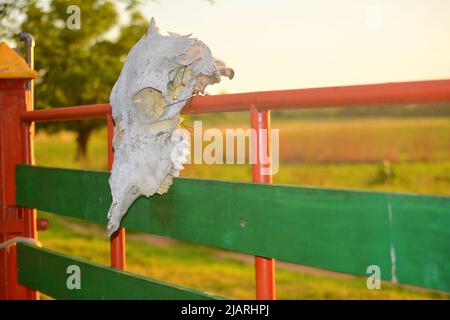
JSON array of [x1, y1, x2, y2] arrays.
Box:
[[168, 66, 192, 99], [132, 87, 165, 121]]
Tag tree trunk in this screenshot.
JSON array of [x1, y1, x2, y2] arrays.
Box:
[[75, 128, 92, 166]]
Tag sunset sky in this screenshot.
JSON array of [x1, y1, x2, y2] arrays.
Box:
[[135, 0, 450, 94]]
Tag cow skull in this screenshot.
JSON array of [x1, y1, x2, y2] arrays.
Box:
[[107, 18, 233, 236]]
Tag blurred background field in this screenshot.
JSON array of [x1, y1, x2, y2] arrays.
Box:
[[36, 114, 450, 194], [34, 112, 450, 299]]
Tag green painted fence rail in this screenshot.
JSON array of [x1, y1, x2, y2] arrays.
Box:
[[17, 243, 222, 300], [16, 165, 450, 292]]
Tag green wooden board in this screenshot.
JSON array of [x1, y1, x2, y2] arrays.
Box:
[[17, 243, 222, 300], [16, 165, 450, 292]]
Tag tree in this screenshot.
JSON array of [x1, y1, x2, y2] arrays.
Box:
[[1, 0, 148, 164]]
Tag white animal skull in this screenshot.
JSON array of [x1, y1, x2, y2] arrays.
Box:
[[107, 18, 233, 236]]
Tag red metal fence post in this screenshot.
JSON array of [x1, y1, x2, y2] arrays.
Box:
[[250, 105, 276, 300], [0, 42, 38, 299], [107, 114, 126, 270]]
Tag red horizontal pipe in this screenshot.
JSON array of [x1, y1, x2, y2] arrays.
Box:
[[185, 79, 450, 113], [20, 79, 450, 122], [20, 103, 111, 122]]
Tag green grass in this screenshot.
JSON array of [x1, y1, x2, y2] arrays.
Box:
[[183, 161, 450, 195], [196, 116, 450, 163], [33, 117, 450, 299], [34, 129, 108, 170]]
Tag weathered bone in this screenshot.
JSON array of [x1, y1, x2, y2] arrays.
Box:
[[107, 18, 233, 236]]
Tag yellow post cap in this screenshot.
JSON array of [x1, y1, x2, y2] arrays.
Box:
[[0, 42, 37, 79]]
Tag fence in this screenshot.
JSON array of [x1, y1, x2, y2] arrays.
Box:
[[1, 41, 450, 299]]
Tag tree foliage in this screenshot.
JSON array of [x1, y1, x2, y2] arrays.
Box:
[[1, 0, 148, 163]]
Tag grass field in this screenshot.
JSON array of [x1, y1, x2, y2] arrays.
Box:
[[35, 117, 450, 195], [33, 116, 450, 299]]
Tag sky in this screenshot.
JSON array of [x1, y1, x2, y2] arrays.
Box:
[[133, 0, 450, 94]]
